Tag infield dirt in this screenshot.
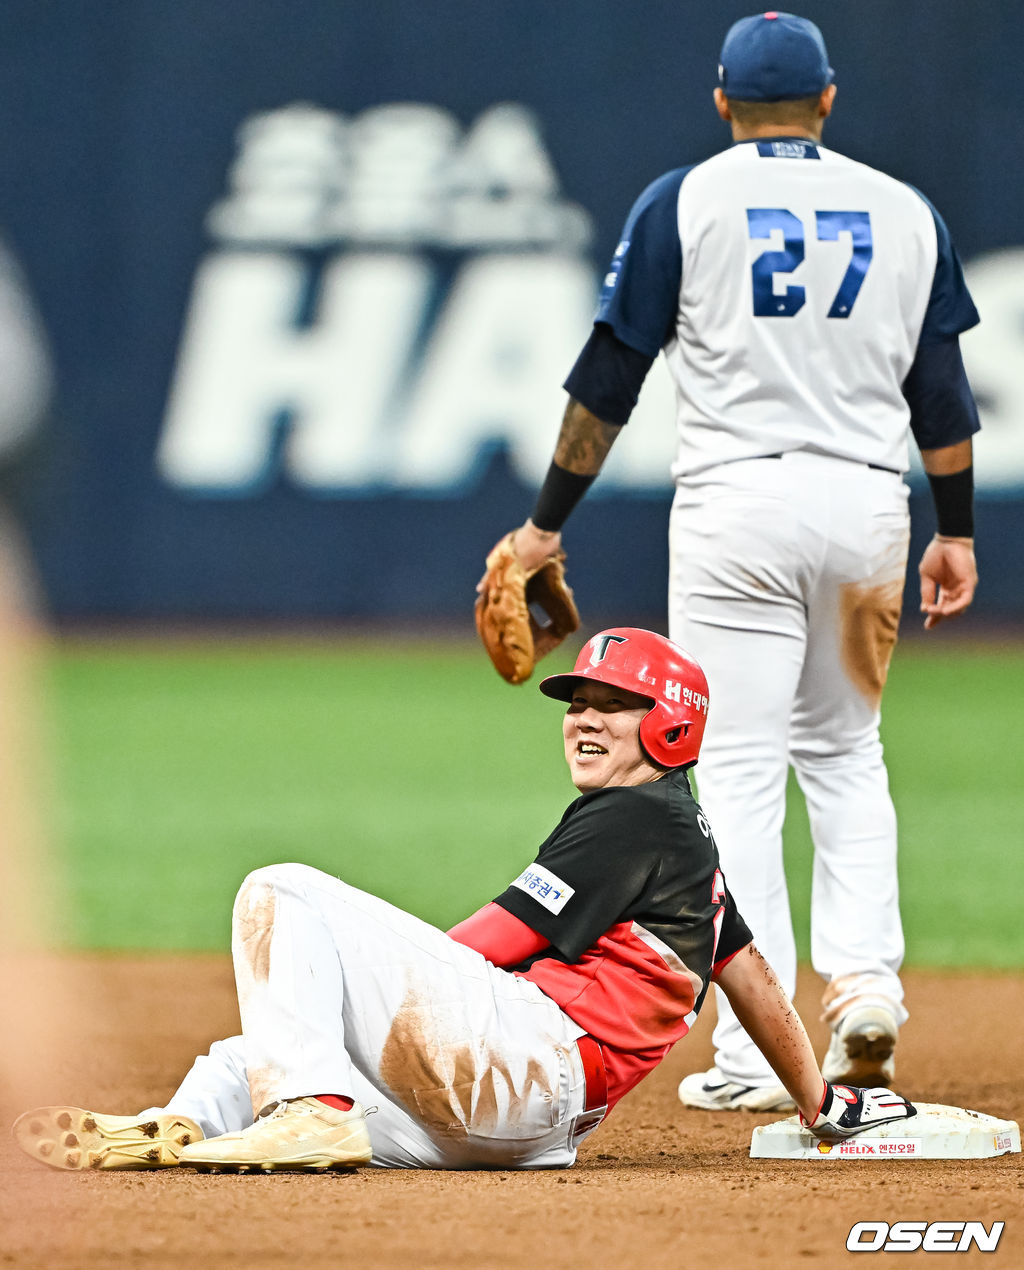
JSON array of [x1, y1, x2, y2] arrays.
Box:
[[2, 955, 1021, 1269]]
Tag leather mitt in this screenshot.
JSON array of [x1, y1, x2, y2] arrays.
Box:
[[475, 532, 580, 684]]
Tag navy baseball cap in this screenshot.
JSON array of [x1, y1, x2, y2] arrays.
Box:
[[718, 11, 834, 102]]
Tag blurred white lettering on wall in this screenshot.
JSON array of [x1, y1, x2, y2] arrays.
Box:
[[158, 102, 677, 495], [959, 249, 1024, 489]]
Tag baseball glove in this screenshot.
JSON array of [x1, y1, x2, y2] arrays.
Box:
[[475, 532, 580, 684]]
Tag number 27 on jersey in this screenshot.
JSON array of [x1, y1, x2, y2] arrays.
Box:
[[746, 208, 872, 319]]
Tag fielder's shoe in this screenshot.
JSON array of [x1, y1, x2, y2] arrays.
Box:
[[12, 1106, 203, 1171], [677, 1067, 796, 1113], [821, 1004, 898, 1086], [178, 1097, 373, 1173]]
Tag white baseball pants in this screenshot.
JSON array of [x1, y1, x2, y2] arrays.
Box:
[[156, 863, 593, 1168], [669, 451, 911, 1087]]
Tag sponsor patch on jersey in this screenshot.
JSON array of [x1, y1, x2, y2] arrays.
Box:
[[756, 139, 820, 160], [509, 863, 575, 914]]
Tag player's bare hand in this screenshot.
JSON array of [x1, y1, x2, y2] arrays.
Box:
[[918, 535, 977, 630], [476, 521, 562, 593]]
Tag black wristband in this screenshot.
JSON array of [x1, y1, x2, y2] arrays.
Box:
[[926, 465, 974, 538], [531, 461, 596, 532]]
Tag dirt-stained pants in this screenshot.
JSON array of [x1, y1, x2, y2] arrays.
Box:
[[156, 863, 590, 1168], [669, 451, 911, 1087]]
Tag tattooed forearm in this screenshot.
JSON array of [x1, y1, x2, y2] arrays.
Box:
[[553, 398, 621, 475]]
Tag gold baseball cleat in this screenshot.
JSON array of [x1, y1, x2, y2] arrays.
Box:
[[12, 1106, 203, 1171]]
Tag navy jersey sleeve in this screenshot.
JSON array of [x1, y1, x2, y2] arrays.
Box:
[[493, 788, 661, 961], [562, 323, 656, 425], [594, 167, 693, 358], [902, 336, 980, 451], [907, 187, 981, 345]]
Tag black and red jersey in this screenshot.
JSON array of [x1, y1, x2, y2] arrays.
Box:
[[493, 767, 751, 1110]]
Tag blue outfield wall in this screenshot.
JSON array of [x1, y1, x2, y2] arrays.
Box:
[[0, 0, 1021, 624]]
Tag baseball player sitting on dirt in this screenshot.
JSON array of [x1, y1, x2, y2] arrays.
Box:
[[14, 629, 914, 1173]]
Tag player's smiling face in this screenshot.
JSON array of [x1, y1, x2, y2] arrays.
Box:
[[562, 679, 663, 792]]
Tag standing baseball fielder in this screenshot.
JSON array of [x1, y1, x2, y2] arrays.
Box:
[[14, 630, 913, 1172], [482, 13, 981, 1109]]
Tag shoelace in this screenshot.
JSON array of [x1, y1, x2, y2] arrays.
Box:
[[257, 1100, 315, 1121]]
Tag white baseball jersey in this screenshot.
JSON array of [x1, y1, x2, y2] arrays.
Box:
[[597, 137, 979, 477]]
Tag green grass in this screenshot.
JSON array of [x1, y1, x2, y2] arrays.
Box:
[[40, 635, 1024, 969], [46, 638, 580, 950]]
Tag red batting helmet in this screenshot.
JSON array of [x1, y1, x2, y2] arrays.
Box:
[[539, 627, 709, 768]]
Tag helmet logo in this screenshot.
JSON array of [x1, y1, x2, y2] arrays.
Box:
[[665, 679, 681, 701], [589, 633, 628, 665], [682, 685, 709, 715]]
